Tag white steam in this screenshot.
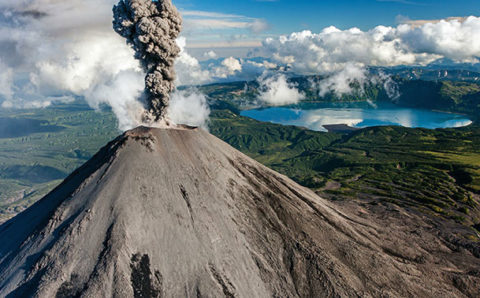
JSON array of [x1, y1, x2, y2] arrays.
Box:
[[84, 71, 145, 130], [168, 89, 210, 129], [0, 0, 144, 129]]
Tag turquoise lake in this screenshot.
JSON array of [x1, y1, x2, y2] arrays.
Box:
[[240, 102, 473, 132]]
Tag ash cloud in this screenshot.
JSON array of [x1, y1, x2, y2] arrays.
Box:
[[113, 0, 182, 123]]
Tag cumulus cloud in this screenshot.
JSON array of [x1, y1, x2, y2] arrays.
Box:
[[398, 17, 480, 62], [317, 64, 368, 97], [264, 17, 480, 74], [175, 41, 270, 85], [214, 57, 243, 78], [263, 16, 480, 96], [257, 73, 304, 106], [203, 50, 218, 59], [175, 37, 212, 86]]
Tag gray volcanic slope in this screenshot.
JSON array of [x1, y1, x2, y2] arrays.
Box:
[[0, 127, 478, 297]]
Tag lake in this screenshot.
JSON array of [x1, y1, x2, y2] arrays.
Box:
[[240, 102, 473, 132]]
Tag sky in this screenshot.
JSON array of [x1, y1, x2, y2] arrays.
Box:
[[176, 0, 480, 58], [0, 0, 479, 129]]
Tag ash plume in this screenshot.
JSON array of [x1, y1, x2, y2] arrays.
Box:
[[113, 0, 182, 123]]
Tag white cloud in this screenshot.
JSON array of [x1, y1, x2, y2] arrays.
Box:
[[257, 73, 304, 106], [175, 39, 272, 85], [181, 11, 244, 19], [262, 16, 480, 97], [2, 1, 479, 123], [215, 57, 242, 78], [0, 94, 75, 109], [398, 17, 480, 62], [249, 19, 270, 34], [175, 37, 212, 86], [186, 40, 262, 49], [264, 16, 480, 75], [185, 19, 252, 30], [317, 64, 368, 97], [203, 50, 218, 59], [264, 27, 417, 75]]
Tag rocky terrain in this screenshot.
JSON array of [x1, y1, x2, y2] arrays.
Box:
[[0, 127, 479, 297]]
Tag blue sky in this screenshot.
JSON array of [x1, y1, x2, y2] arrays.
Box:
[[176, 0, 480, 57]]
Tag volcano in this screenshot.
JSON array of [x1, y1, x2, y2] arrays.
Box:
[[0, 127, 478, 297]]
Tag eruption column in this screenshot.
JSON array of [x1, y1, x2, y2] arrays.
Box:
[[113, 0, 182, 122]]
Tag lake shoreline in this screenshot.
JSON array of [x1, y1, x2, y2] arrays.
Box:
[[241, 101, 473, 132], [323, 124, 361, 133]]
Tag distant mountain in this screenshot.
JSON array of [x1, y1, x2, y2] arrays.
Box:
[[197, 75, 480, 120], [1, 126, 479, 297], [199, 56, 480, 83], [425, 58, 480, 72], [373, 67, 480, 83]]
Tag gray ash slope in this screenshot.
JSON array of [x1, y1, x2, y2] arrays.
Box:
[[0, 127, 479, 297]]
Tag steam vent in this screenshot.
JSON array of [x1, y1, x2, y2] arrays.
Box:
[[0, 127, 479, 297]]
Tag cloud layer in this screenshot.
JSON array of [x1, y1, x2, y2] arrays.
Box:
[[260, 17, 480, 96], [264, 16, 480, 75]]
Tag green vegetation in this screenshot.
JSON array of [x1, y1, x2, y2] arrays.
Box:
[[0, 77, 479, 240], [198, 77, 480, 120], [0, 102, 119, 221], [209, 110, 480, 234], [396, 80, 480, 117]]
